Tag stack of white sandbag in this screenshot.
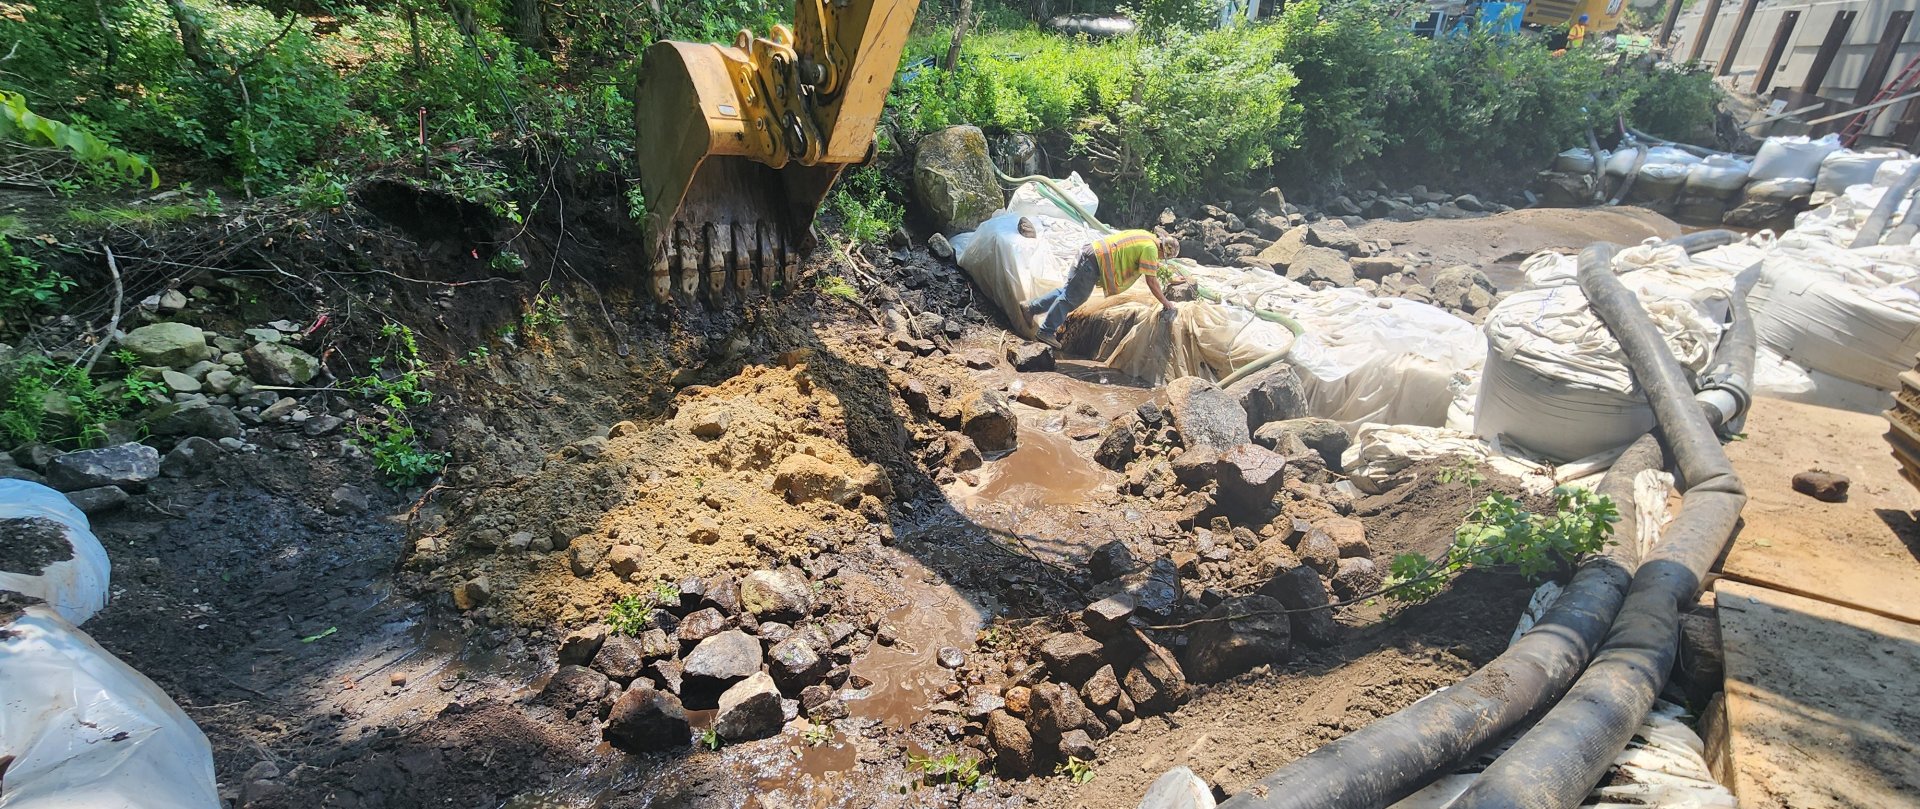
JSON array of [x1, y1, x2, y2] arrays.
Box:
[[1, 479, 220, 809]]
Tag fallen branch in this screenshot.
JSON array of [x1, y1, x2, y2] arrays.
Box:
[[79, 243, 126, 375]]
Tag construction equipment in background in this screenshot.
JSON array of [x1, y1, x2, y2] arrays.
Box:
[[1523, 0, 1625, 32], [633, 0, 921, 304], [1841, 54, 1920, 147]]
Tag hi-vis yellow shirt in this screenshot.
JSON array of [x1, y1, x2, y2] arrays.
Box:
[[1090, 230, 1166, 296]]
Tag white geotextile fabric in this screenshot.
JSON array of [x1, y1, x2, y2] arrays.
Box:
[[0, 479, 111, 625], [1475, 248, 1737, 462], [1, 480, 220, 809], [1341, 423, 1553, 496], [1748, 225, 1920, 391], [1749, 134, 1841, 183], [0, 604, 221, 809]]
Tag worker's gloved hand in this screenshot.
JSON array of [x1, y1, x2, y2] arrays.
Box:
[[1159, 301, 1178, 317]]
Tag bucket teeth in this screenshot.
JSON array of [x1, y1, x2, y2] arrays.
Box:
[[657, 218, 798, 305]]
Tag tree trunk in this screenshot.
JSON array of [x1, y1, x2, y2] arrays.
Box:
[[165, 0, 216, 74], [943, 0, 972, 71], [406, 2, 425, 70], [509, 0, 547, 53], [447, 0, 479, 38]]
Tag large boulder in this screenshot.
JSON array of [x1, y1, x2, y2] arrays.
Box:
[[1180, 595, 1291, 683], [1284, 246, 1355, 287], [713, 671, 785, 742], [1036, 632, 1106, 684], [1258, 565, 1339, 647], [603, 684, 691, 753], [1163, 377, 1249, 450], [739, 568, 813, 620], [119, 323, 209, 368], [1214, 444, 1288, 519], [1121, 641, 1189, 715], [44, 443, 160, 491], [1226, 363, 1308, 430], [146, 400, 244, 440], [1253, 418, 1350, 473], [914, 125, 1004, 234], [960, 390, 1018, 453], [243, 342, 321, 386], [1254, 225, 1309, 269], [986, 710, 1036, 777], [1430, 266, 1496, 311], [681, 630, 763, 703]]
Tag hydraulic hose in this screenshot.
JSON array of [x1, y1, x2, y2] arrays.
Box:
[[1213, 435, 1666, 809], [1850, 162, 1920, 249], [1606, 142, 1649, 207], [1448, 243, 1749, 809]]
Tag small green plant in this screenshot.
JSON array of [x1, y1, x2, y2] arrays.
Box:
[[1, 238, 74, 330], [696, 727, 722, 750], [0, 90, 158, 187], [802, 722, 835, 747], [521, 292, 565, 333], [292, 169, 349, 210], [827, 166, 902, 246], [456, 346, 492, 366], [349, 322, 444, 487], [1056, 756, 1096, 784], [606, 594, 653, 636], [489, 251, 526, 273], [1436, 458, 1486, 488], [0, 355, 121, 447], [908, 752, 986, 791], [1386, 487, 1619, 603], [122, 374, 170, 408], [815, 274, 859, 301], [625, 184, 649, 224]]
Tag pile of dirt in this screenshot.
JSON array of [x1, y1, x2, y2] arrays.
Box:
[[412, 360, 899, 626], [1353, 458, 1559, 561]]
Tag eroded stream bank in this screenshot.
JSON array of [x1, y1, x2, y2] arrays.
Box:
[[36, 194, 1682, 808]]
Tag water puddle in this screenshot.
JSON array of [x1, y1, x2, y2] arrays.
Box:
[[844, 551, 985, 726]]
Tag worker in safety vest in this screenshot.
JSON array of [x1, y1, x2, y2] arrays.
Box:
[[1022, 229, 1184, 349], [1567, 14, 1588, 48]]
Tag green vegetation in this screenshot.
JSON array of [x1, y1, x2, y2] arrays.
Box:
[[907, 751, 987, 791], [0, 355, 122, 447], [802, 722, 836, 747], [1386, 487, 1620, 603], [349, 322, 445, 487], [0, 237, 75, 331], [0, 91, 158, 187], [696, 727, 723, 750], [897, 0, 1722, 211], [605, 580, 680, 635], [1056, 755, 1096, 784], [816, 274, 860, 301], [829, 166, 905, 246]]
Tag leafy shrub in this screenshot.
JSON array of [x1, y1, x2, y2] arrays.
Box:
[[828, 166, 904, 246], [0, 92, 158, 187], [0, 238, 75, 334], [1628, 63, 1720, 142], [1121, 0, 1219, 32], [1386, 487, 1619, 602], [0, 356, 121, 447]]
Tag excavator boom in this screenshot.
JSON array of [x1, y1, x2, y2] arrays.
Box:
[[634, 0, 921, 303]]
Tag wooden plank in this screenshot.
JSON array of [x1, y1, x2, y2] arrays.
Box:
[[1714, 580, 1920, 808], [1720, 398, 1920, 623]]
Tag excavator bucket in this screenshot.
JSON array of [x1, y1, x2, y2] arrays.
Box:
[[633, 1, 921, 304]]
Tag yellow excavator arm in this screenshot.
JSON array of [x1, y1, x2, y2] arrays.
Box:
[[634, 0, 922, 303]]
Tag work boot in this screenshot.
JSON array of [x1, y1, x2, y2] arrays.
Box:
[[1033, 331, 1062, 350]]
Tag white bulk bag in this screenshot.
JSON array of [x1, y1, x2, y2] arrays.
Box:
[[1875, 158, 1920, 187], [1632, 162, 1691, 201], [1474, 266, 1734, 462], [1749, 134, 1842, 183], [1553, 148, 1601, 173], [1604, 148, 1645, 177], [0, 480, 110, 625], [1814, 149, 1893, 199], [1644, 146, 1705, 166], [0, 603, 221, 809], [1748, 242, 1920, 390], [1004, 172, 1099, 221], [1685, 156, 1750, 197]]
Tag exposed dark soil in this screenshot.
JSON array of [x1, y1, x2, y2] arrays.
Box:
[[1354, 459, 1558, 561], [0, 517, 73, 576]]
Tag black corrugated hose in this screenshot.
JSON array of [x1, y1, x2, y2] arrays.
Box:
[[1446, 243, 1751, 808]]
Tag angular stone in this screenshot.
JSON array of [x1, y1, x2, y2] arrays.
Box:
[[635, 628, 677, 659], [1093, 417, 1137, 471], [960, 390, 1018, 453], [773, 454, 859, 506], [557, 624, 608, 667], [243, 342, 320, 386], [678, 608, 729, 643], [1181, 595, 1291, 683], [303, 415, 343, 436], [1123, 641, 1189, 716], [453, 576, 490, 609], [1082, 595, 1135, 638], [768, 636, 826, 692], [1331, 557, 1383, 599], [941, 432, 983, 473], [1319, 517, 1370, 558], [1037, 632, 1106, 684], [914, 125, 1004, 234], [1352, 256, 1407, 281], [160, 369, 201, 393], [1254, 225, 1310, 268], [606, 545, 646, 579], [1791, 470, 1849, 503], [536, 664, 613, 719], [1258, 565, 1339, 647], [603, 684, 690, 753], [1226, 363, 1308, 430], [1286, 246, 1355, 287], [682, 630, 764, 697], [739, 568, 813, 620], [45, 443, 160, 491], [65, 485, 129, 515], [986, 710, 1036, 777], [1081, 664, 1122, 709], [713, 671, 785, 742], [120, 322, 209, 367], [1430, 266, 1496, 311], [1216, 444, 1288, 518], [1007, 342, 1056, 373], [1059, 729, 1097, 762], [1030, 681, 1105, 756], [1304, 221, 1364, 255], [1088, 540, 1136, 582], [592, 634, 649, 682], [1254, 418, 1350, 473], [1164, 377, 1250, 450], [1296, 528, 1341, 574], [203, 369, 239, 395], [691, 410, 731, 438], [147, 400, 244, 440]]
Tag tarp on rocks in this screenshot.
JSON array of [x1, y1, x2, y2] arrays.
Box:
[[0, 479, 111, 625]]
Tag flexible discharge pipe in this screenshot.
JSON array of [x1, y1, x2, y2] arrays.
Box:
[[1852, 162, 1920, 249], [1447, 243, 1751, 808], [1200, 233, 1754, 809]]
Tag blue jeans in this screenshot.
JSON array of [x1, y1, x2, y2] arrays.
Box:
[[1024, 252, 1100, 337]]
